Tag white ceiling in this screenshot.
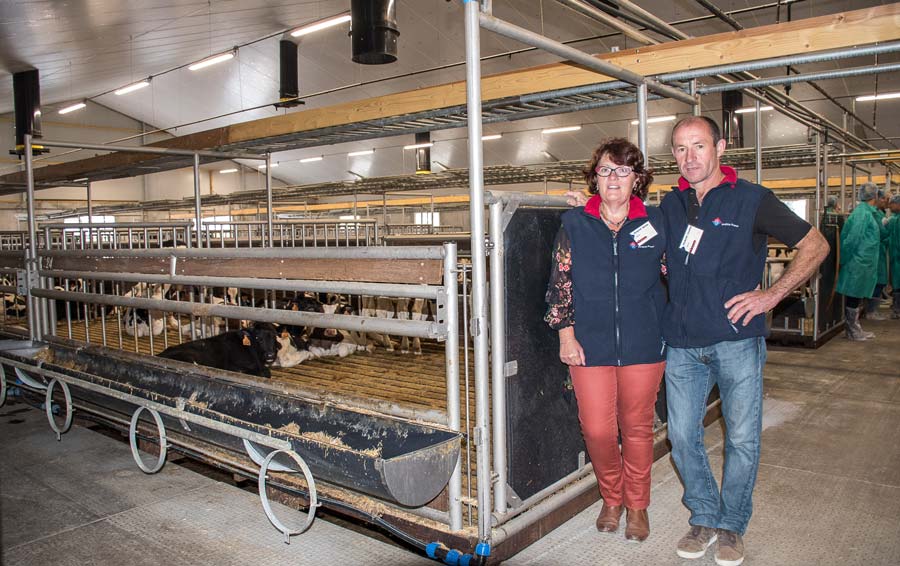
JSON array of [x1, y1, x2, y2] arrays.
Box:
[[1, 0, 898, 187]]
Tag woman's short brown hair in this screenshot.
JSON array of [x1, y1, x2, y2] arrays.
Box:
[[582, 138, 653, 200]]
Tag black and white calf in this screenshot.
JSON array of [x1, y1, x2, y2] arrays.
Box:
[[123, 283, 171, 337], [361, 296, 433, 355], [157, 322, 281, 378]]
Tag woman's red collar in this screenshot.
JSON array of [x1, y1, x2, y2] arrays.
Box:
[[584, 194, 648, 220]]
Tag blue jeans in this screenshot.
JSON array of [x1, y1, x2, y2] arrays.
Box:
[[666, 337, 766, 535]]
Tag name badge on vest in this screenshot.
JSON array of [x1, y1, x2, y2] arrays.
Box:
[[629, 221, 658, 246], [679, 225, 704, 255]]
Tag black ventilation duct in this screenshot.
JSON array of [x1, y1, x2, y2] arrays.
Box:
[[350, 0, 399, 65], [10, 69, 46, 156], [275, 39, 303, 109], [414, 132, 431, 175], [721, 91, 744, 148]]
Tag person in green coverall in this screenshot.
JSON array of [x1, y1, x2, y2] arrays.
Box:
[[887, 195, 900, 319], [863, 189, 891, 320], [836, 182, 881, 340]]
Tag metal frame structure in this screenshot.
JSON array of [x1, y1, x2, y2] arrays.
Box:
[[460, 0, 898, 551], [2, 3, 899, 563]]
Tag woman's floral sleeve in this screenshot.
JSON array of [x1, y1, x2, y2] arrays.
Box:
[[544, 227, 574, 330]]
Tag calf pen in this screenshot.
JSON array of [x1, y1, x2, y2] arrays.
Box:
[[0, 193, 701, 563]]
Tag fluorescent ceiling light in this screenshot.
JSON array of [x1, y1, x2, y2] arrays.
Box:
[[290, 14, 352, 37], [188, 51, 235, 71], [630, 115, 677, 125], [734, 106, 774, 114], [348, 149, 375, 157], [541, 125, 581, 134], [219, 168, 238, 174], [482, 134, 502, 141], [114, 80, 150, 96], [403, 142, 434, 150], [72, 178, 88, 182], [58, 102, 86, 115], [300, 156, 323, 163], [257, 163, 279, 169], [855, 91, 900, 102]]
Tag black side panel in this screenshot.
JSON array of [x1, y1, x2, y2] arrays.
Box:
[[817, 213, 844, 332], [503, 208, 585, 501]]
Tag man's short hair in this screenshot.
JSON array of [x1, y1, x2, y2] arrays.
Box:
[[671, 116, 723, 147]]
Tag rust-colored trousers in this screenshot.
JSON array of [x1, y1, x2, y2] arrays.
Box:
[[570, 362, 665, 509]]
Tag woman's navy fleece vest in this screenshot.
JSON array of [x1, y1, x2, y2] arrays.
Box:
[[561, 200, 666, 367], [660, 172, 769, 348]]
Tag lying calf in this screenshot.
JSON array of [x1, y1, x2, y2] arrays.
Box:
[[157, 322, 280, 378]]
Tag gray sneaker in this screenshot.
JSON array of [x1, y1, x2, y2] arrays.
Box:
[[715, 529, 745, 566], [676, 525, 717, 559]]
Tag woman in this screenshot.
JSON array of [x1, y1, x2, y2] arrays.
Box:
[[545, 138, 666, 542], [836, 182, 881, 339]]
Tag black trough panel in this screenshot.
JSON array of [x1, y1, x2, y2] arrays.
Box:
[[0, 338, 460, 508]]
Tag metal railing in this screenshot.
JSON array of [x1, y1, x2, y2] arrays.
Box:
[[199, 218, 380, 248], [18, 242, 464, 531]]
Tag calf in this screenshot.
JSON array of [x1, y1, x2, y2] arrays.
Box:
[[123, 283, 170, 337], [157, 322, 280, 378], [282, 293, 358, 358], [273, 330, 313, 368], [361, 296, 434, 355]]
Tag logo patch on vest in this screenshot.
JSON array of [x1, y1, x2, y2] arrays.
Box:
[[629, 241, 654, 249], [711, 217, 740, 228]]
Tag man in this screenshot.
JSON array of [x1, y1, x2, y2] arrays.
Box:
[[836, 183, 882, 338], [824, 195, 841, 215], [863, 189, 890, 320], [661, 116, 829, 566], [887, 194, 900, 319]]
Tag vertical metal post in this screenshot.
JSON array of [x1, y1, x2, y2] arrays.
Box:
[[464, 0, 492, 541], [755, 100, 763, 185], [840, 113, 847, 213], [265, 154, 274, 247], [636, 83, 648, 169], [443, 241, 462, 532], [23, 134, 41, 341], [193, 154, 203, 248], [812, 131, 822, 341], [86, 181, 94, 247], [851, 165, 858, 208], [489, 200, 508, 516], [822, 140, 829, 212], [690, 79, 700, 116], [45, 225, 57, 335]]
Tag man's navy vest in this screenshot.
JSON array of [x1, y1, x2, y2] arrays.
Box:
[[561, 195, 666, 366], [660, 167, 769, 348]]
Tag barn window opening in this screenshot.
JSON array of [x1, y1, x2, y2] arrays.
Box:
[[414, 212, 440, 227]]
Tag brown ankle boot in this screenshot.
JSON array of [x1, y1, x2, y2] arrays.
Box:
[[624, 508, 649, 542], [595, 503, 624, 533]]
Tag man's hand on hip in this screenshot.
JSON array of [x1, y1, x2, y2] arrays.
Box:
[[724, 289, 780, 326]]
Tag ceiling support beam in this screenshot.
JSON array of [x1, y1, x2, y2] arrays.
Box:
[[1, 4, 897, 188]]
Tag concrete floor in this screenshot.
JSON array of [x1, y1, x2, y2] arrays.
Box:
[[2, 316, 898, 565]]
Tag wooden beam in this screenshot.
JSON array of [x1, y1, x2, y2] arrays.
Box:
[[208, 173, 890, 217], [47, 255, 443, 285], [4, 4, 898, 186]]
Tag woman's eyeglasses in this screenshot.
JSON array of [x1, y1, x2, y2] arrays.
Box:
[[595, 165, 633, 178]]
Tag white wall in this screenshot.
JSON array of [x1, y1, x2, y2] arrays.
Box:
[[0, 101, 289, 230]]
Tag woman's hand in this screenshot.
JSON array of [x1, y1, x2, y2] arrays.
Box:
[[559, 337, 585, 366], [565, 190, 588, 207]]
